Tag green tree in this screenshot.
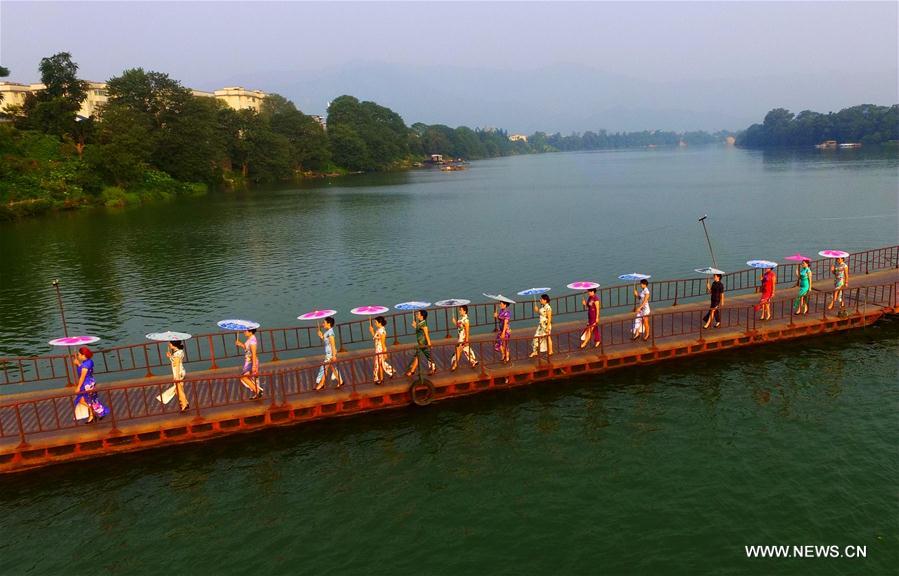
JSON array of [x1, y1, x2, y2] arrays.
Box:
[[327, 95, 409, 170], [20, 52, 88, 138], [328, 124, 370, 172], [86, 105, 153, 186], [221, 108, 292, 182], [156, 95, 227, 183], [105, 68, 191, 129], [261, 94, 330, 171]]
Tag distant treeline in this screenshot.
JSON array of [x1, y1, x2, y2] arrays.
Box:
[[1, 52, 734, 219], [736, 105, 899, 148], [411, 125, 728, 160]]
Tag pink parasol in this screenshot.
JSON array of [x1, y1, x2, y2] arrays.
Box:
[[566, 281, 600, 290], [298, 309, 337, 321], [819, 249, 849, 259], [784, 253, 812, 262], [350, 305, 389, 316], [48, 335, 100, 347]]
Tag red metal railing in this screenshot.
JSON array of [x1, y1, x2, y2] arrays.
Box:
[[1, 281, 893, 447], [1, 245, 896, 387]]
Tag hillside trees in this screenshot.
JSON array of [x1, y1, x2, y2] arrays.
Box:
[[737, 104, 899, 147]]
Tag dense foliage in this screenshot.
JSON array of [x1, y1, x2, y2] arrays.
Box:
[[737, 105, 899, 148], [17, 52, 868, 221]]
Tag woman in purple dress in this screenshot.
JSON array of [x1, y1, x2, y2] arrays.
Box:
[[580, 288, 601, 349], [493, 301, 512, 363], [72, 346, 108, 423]]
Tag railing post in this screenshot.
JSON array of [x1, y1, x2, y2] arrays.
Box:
[[207, 336, 218, 370], [191, 381, 204, 423], [444, 308, 452, 339], [14, 404, 29, 449], [269, 331, 280, 362], [391, 316, 400, 345], [698, 312, 704, 343], [277, 369, 288, 407], [337, 325, 347, 353], [106, 390, 120, 435], [650, 315, 655, 349], [142, 345, 154, 378]]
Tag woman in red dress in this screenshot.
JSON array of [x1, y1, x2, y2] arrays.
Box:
[[757, 267, 776, 320]]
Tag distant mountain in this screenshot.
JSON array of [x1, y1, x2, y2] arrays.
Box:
[[203, 62, 896, 133]]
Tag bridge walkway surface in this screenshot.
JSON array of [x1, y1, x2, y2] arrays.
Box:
[[1, 255, 896, 473]]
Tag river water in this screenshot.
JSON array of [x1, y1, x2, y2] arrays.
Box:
[[0, 146, 897, 574]]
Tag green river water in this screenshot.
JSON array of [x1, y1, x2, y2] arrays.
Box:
[[0, 146, 896, 574]]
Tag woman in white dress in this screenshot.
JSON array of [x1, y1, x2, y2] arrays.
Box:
[[369, 316, 395, 384], [632, 279, 651, 341], [451, 305, 478, 371], [529, 294, 553, 358]]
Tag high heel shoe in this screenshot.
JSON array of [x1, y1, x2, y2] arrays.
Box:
[[180, 403, 190, 413]]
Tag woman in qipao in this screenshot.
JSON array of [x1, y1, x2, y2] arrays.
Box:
[[73, 346, 109, 423]]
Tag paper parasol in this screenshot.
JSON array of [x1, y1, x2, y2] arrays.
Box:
[[784, 253, 812, 262], [819, 249, 849, 259], [517, 287, 552, 296], [435, 299, 471, 307], [350, 305, 389, 316], [217, 319, 260, 331], [617, 273, 651, 281], [145, 331, 193, 342], [483, 293, 517, 305], [298, 310, 337, 321], [694, 267, 726, 275], [48, 335, 100, 347], [746, 260, 778, 269], [566, 281, 600, 290], [395, 301, 431, 311]]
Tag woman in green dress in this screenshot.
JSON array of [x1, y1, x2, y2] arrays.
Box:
[[405, 309, 437, 376], [794, 259, 812, 315]]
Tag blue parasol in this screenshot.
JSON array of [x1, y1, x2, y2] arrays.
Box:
[[395, 301, 431, 311], [618, 273, 651, 281], [217, 319, 260, 331], [517, 287, 552, 296], [746, 260, 777, 269]]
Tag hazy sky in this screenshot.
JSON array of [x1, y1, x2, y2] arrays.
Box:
[[1, 1, 896, 131]]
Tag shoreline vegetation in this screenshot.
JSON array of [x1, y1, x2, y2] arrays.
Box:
[[1, 53, 897, 221]]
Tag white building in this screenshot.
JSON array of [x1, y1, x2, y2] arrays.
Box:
[[0, 81, 268, 117]]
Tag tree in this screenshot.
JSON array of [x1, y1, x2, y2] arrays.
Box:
[[105, 68, 191, 129], [220, 108, 292, 182], [327, 95, 409, 170], [328, 124, 370, 171], [86, 105, 153, 186], [261, 94, 330, 171], [153, 95, 227, 183], [20, 52, 88, 138], [736, 104, 898, 148]]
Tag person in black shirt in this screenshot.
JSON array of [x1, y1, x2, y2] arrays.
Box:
[[703, 273, 725, 328]]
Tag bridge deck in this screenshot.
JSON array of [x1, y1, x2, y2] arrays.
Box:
[[1, 267, 896, 474]]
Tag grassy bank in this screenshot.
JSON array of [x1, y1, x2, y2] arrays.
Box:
[[0, 125, 207, 221]]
